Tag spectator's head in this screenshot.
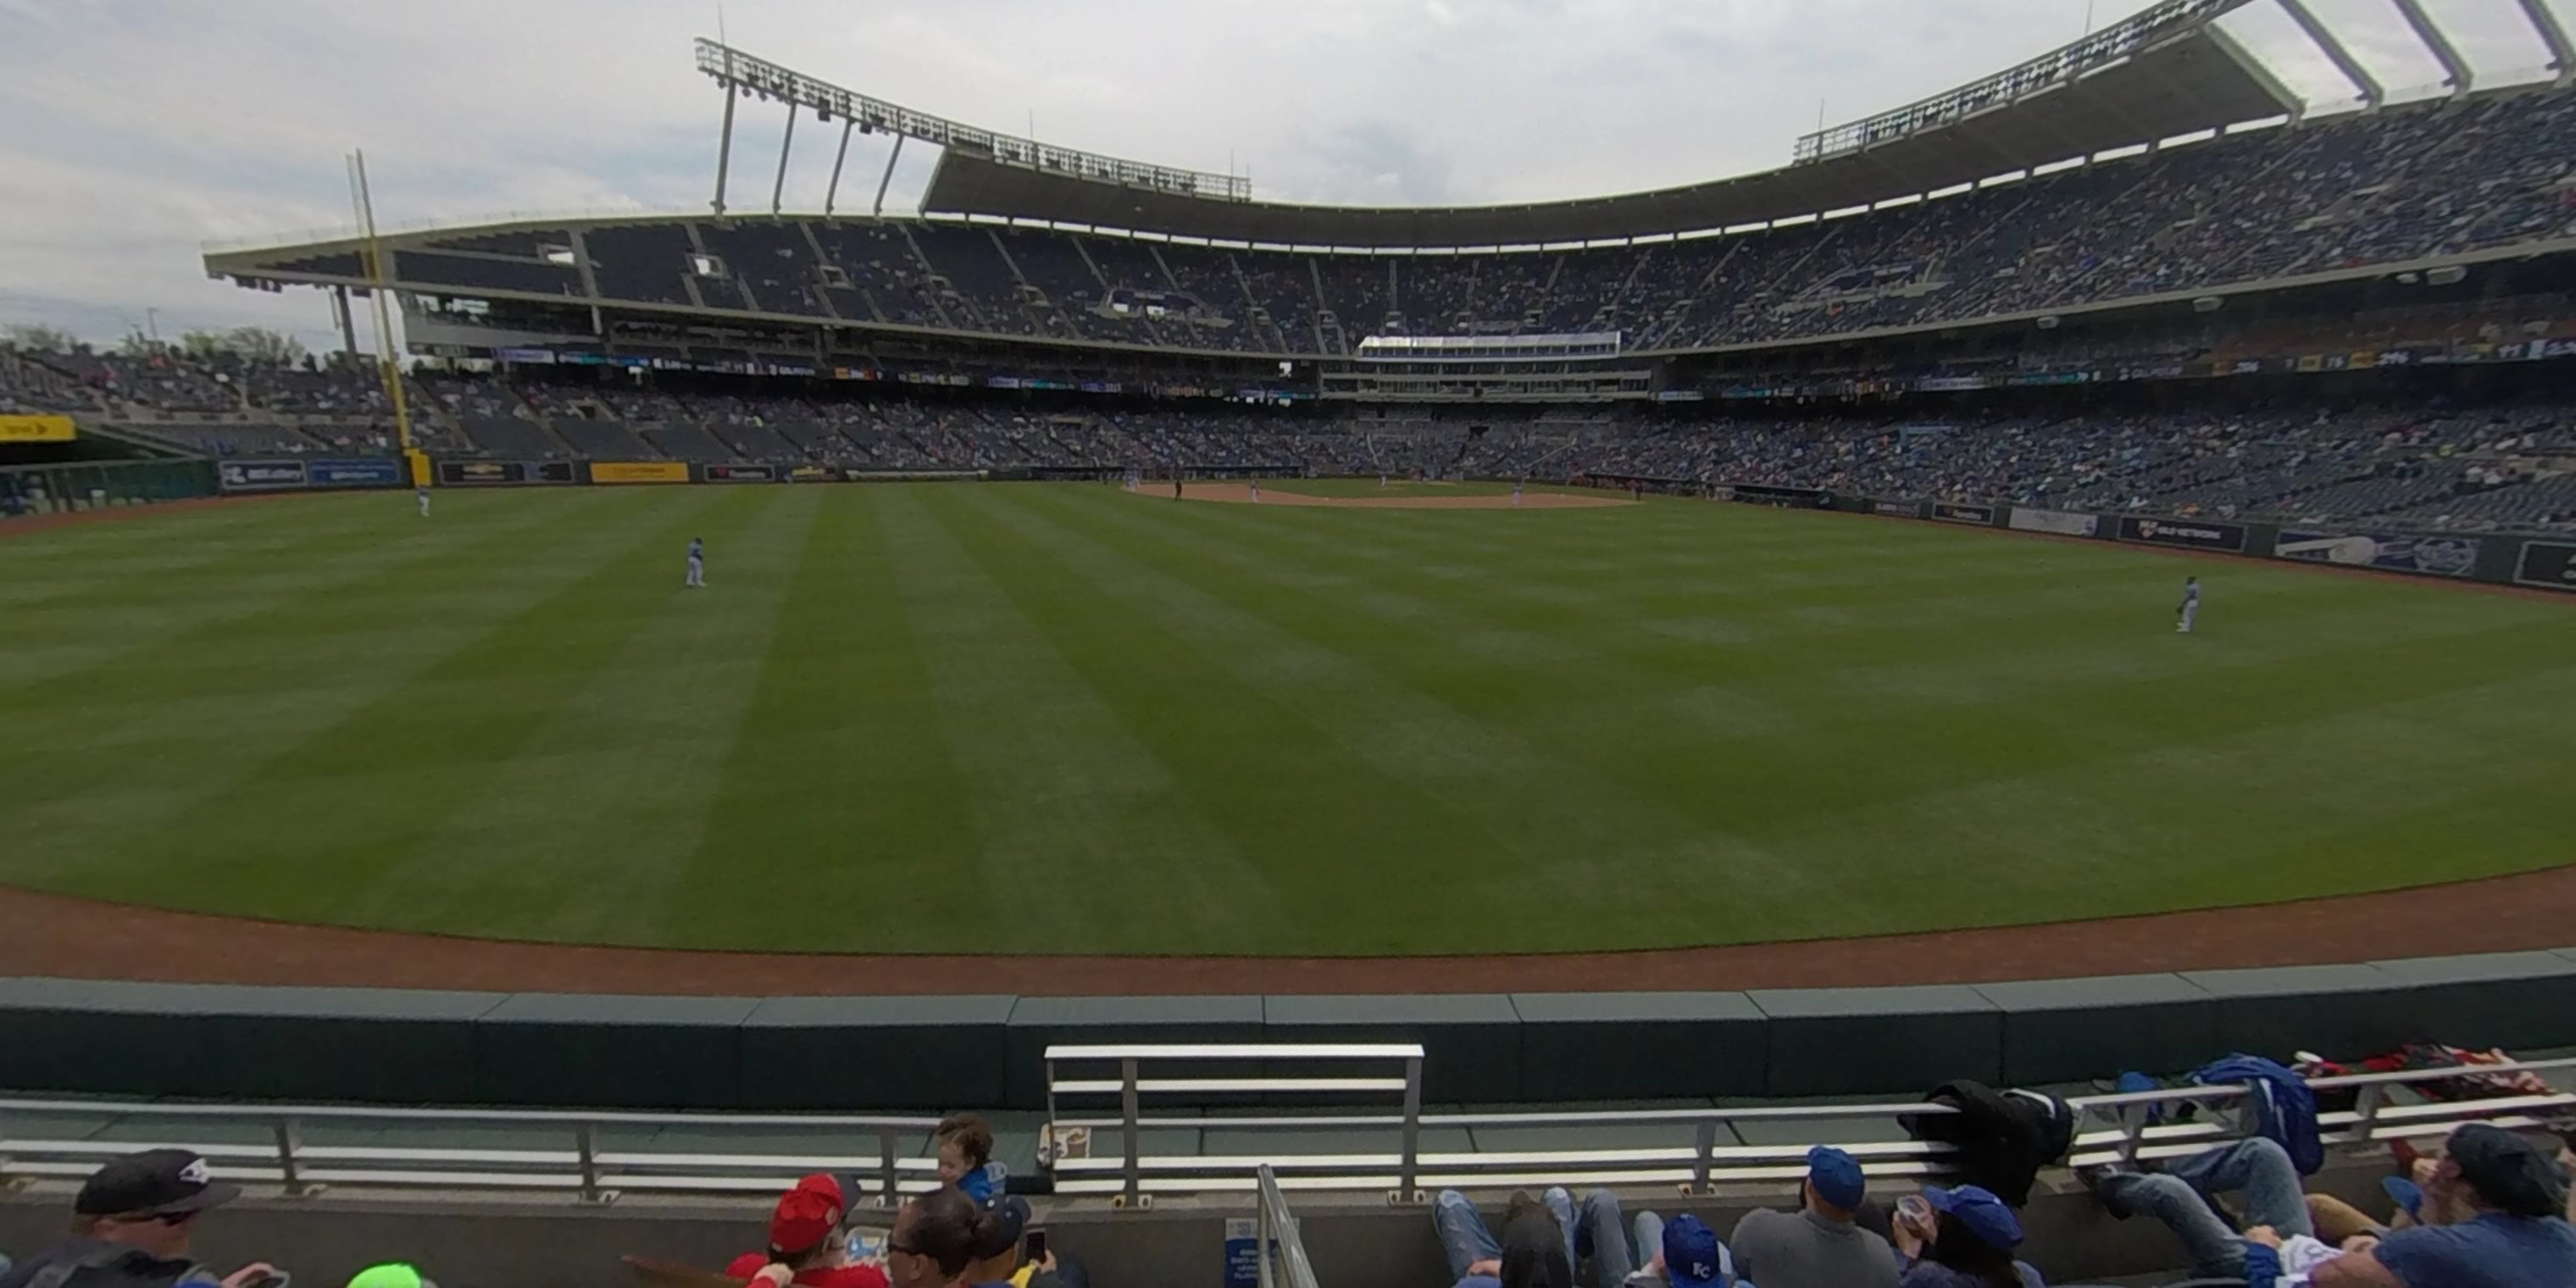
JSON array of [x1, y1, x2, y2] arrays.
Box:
[[347, 1264, 438, 1288], [1658, 1213, 1724, 1288], [763, 1174, 849, 1268], [1802, 1146, 1866, 1220], [73, 1149, 239, 1257], [2436, 1124, 2570, 1220], [935, 1114, 995, 1189], [1918, 1185, 2023, 1287], [958, 1195, 1032, 1285], [886, 1186, 993, 1288], [1493, 1194, 1571, 1288]]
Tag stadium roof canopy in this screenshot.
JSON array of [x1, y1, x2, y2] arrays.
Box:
[[907, 0, 2301, 247]]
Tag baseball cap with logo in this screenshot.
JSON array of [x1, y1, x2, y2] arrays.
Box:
[[1660, 1213, 1727, 1288], [75, 1149, 241, 1218], [1805, 1146, 1866, 1212], [766, 1173, 849, 1256], [1923, 1185, 2023, 1251]]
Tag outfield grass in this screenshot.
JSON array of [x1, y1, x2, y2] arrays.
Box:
[[3, 484, 2571, 956]]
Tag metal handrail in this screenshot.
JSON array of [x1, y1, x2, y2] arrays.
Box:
[[1, 1053, 2564, 1205], [1255, 1164, 1322, 1288]]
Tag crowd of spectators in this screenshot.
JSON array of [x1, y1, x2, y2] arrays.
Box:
[[378, 86, 2576, 358], [14, 340, 2575, 532], [12, 1102, 2565, 1288]]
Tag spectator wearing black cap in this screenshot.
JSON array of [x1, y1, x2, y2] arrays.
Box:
[[1726, 1146, 1898, 1288], [878, 1189, 1074, 1288], [2302, 1123, 2576, 1288], [0, 1149, 279, 1288]]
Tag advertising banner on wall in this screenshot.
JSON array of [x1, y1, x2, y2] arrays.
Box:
[[1930, 502, 1996, 525], [0, 414, 77, 442], [2008, 508, 2101, 537], [2118, 515, 2249, 552], [308, 458, 405, 487], [2274, 530, 2480, 578], [440, 460, 528, 486], [216, 459, 308, 491], [1871, 499, 1922, 518], [702, 464, 779, 482], [2513, 541, 2576, 592], [590, 461, 691, 485]]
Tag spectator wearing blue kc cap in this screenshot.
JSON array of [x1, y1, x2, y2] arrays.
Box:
[[1893, 1185, 2042, 1288], [1726, 1146, 1897, 1288]]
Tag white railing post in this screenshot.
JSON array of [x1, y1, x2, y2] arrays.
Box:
[[878, 1125, 902, 1207], [1691, 1119, 1718, 1195], [1397, 1054, 1424, 1201], [576, 1123, 603, 1203], [1120, 1058, 1142, 1207], [273, 1117, 305, 1196]]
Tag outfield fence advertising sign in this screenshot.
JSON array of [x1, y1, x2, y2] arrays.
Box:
[[1930, 502, 1996, 525], [0, 414, 77, 442], [2118, 515, 2248, 552], [786, 464, 833, 482], [2008, 508, 2101, 537], [1873, 499, 1921, 518], [702, 464, 778, 482], [2276, 530, 2480, 578], [2513, 541, 2576, 591], [216, 459, 308, 491], [440, 460, 528, 486], [308, 458, 404, 487], [591, 461, 691, 485]]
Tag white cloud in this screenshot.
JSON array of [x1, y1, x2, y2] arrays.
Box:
[[0, 0, 2562, 352]]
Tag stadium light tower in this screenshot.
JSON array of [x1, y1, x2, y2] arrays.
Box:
[[692, 36, 1250, 219]]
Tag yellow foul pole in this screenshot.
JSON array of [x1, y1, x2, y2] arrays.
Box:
[[347, 149, 425, 484]]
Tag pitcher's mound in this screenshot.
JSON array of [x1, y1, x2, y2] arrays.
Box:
[[1158, 482, 1634, 510]]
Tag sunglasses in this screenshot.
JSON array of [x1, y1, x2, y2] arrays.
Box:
[[883, 1241, 920, 1257]]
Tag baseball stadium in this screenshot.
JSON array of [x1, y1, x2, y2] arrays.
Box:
[[3, 2, 2576, 1285]]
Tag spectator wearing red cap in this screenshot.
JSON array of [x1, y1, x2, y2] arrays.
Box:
[[730, 1174, 890, 1288]]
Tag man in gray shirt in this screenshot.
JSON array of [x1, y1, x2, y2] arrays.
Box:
[[1729, 1146, 1899, 1288]]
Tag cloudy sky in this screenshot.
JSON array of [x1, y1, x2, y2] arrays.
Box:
[[1, 0, 2566, 352]]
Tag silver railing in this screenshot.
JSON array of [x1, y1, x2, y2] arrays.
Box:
[[0, 1052, 2566, 1205], [1255, 1164, 1323, 1288], [0, 1100, 941, 1205]]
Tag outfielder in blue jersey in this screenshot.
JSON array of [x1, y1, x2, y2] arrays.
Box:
[[686, 536, 706, 588]]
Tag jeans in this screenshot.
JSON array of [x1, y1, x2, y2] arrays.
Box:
[[1435, 1188, 1640, 1288], [2098, 1137, 2312, 1279]]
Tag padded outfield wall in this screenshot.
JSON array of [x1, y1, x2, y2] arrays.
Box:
[[4, 951, 2575, 1109]]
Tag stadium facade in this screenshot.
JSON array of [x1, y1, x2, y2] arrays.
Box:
[[200, 0, 2576, 408]]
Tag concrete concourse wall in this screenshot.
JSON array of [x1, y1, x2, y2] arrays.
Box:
[[3, 948, 2574, 1110]]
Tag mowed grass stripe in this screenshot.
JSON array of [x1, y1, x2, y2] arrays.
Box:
[[0, 491, 605, 695], [671, 488, 985, 952], [3, 485, 2570, 954], [985, 488, 1817, 952], [875, 487, 1275, 953], [336, 486, 821, 946], [1034, 488, 2576, 935], [0, 491, 635, 832], [3, 489, 741, 919]]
